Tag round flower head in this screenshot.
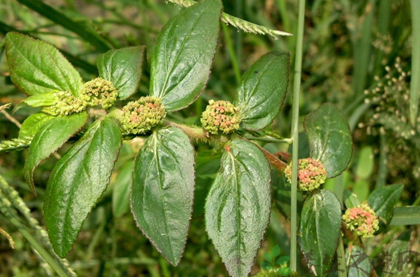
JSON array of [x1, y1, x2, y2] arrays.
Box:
[[284, 158, 327, 191], [121, 96, 166, 135], [342, 204, 379, 238], [80, 77, 117, 109], [49, 91, 86, 116], [201, 100, 241, 135]]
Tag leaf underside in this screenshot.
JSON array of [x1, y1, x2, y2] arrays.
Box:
[[205, 139, 271, 277], [131, 126, 195, 265]]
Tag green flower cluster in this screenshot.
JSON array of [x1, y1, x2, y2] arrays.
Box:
[[200, 100, 241, 135], [342, 204, 379, 238], [284, 158, 327, 192], [80, 77, 117, 109], [49, 91, 85, 116], [121, 96, 166, 135]]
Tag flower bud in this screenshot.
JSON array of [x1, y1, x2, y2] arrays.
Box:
[[201, 100, 241, 135], [50, 91, 86, 116], [121, 96, 166, 135], [342, 204, 379, 238], [80, 77, 117, 109], [284, 158, 327, 192]]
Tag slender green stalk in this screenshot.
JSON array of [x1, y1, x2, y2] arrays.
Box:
[[222, 24, 242, 84], [375, 133, 388, 188], [290, 0, 306, 271], [410, 0, 420, 125], [0, 191, 70, 277]]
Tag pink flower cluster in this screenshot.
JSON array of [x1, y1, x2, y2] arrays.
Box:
[[342, 204, 379, 238], [284, 158, 327, 191]]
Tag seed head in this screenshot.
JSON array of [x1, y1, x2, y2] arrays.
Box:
[[342, 204, 379, 238], [80, 77, 117, 109], [121, 96, 166, 135], [49, 91, 85, 116], [201, 100, 241, 135], [284, 158, 327, 192]]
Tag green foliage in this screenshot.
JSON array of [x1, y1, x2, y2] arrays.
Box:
[[5, 32, 83, 96], [368, 184, 403, 225], [24, 113, 88, 194], [150, 0, 222, 111], [345, 246, 371, 277], [97, 46, 145, 100], [205, 140, 271, 277], [44, 117, 122, 258], [131, 127, 195, 265], [299, 189, 342, 276], [235, 52, 289, 130], [304, 103, 353, 178]]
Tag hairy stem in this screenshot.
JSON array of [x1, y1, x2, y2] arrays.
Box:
[[290, 0, 306, 271]]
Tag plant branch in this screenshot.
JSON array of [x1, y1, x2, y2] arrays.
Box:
[[290, 0, 306, 271], [166, 0, 292, 39]]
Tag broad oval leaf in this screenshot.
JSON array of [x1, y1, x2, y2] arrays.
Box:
[[24, 112, 88, 194], [5, 32, 83, 96], [299, 189, 342, 276], [346, 246, 371, 277], [150, 0, 222, 111], [112, 160, 134, 218], [131, 126, 195, 265], [368, 184, 403, 225], [304, 103, 353, 178], [19, 113, 54, 139], [235, 52, 290, 130], [44, 117, 122, 257], [205, 139, 271, 277], [97, 46, 146, 99]]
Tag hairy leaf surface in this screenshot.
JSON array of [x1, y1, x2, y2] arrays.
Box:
[[150, 0, 222, 111], [131, 127, 195, 265], [44, 117, 122, 257], [205, 140, 271, 277]]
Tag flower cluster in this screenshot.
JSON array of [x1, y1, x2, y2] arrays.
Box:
[[200, 100, 241, 135], [284, 158, 327, 192], [80, 77, 117, 109], [49, 91, 85, 116], [121, 96, 166, 135], [342, 204, 379, 238]]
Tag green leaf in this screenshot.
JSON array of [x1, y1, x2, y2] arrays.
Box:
[[235, 52, 290, 130], [304, 103, 353, 178], [272, 245, 281, 258], [278, 267, 292, 276], [355, 146, 374, 179], [131, 127, 195, 265], [112, 160, 134, 218], [5, 32, 83, 96], [368, 184, 403, 224], [23, 92, 56, 107], [97, 46, 146, 99], [24, 113, 88, 194], [273, 170, 304, 221], [277, 256, 290, 265], [205, 140, 271, 277], [44, 117, 122, 258], [345, 246, 371, 277], [299, 189, 342, 277], [389, 206, 420, 226], [260, 261, 271, 271], [383, 230, 412, 277], [344, 190, 360, 209], [150, 0, 222, 111], [19, 113, 54, 139]]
